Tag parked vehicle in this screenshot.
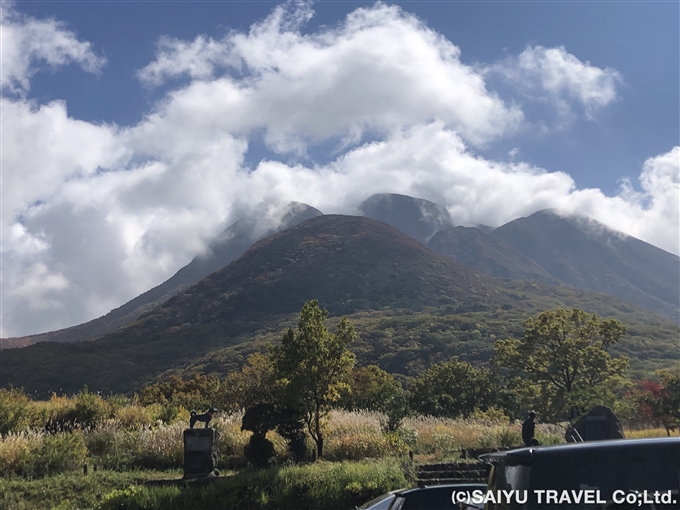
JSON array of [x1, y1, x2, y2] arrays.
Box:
[[479, 437, 680, 509], [358, 483, 488, 510]]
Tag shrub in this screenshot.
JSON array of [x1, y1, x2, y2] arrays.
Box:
[[23, 432, 87, 478], [45, 390, 109, 432], [105, 394, 130, 416], [140, 374, 226, 411], [44, 394, 75, 432], [494, 427, 523, 448], [244, 434, 276, 468], [276, 407, 309, 462], [469, 407, 510, 424], [156, 402, 182, 425], [0, 388, 32, 435], [84, 425, 119, 459], [72, 389, 109, 429], [0, 432, 38, 476], [115, 405, 154, 430]]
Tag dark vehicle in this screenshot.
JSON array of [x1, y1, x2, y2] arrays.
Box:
[[358, 483, 488, 510], [479, 437, 680, 510]]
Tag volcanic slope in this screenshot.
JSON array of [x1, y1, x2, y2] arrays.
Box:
[[428, 226, 559, 285], [2, 215, 676, 395], [491, 210, 679, 320], [1, 202, 322, 348], [361, 196, 679, 321]]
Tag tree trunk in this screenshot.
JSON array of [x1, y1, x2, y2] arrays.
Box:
[[315, 407, 323, 459], [317, 436, 324, 460]]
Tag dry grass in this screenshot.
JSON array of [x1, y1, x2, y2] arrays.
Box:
[[0, 431, 40, 475], [625, 427, 677, 439], [115, 405, 156, 430], [0, 407, 670, 477]]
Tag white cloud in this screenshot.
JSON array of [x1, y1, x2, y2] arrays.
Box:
[[2, 2, 676, 338], [489, 45, 622, 125], [137, 2, 523, 148], [0, 3, 106, 94], [137, 35, 235, 87], [593, 146, 679, 253], [1, 98, 126, 228]]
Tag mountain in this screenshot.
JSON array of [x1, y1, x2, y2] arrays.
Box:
[[490, 210, 679, 320], [1, 202, 322, 348], [7, 195, 678, 352], [2, 214, 677, 395], [360, 196, 678, 320], [427, 226, 559, 284], [359, 193, 452, 243]]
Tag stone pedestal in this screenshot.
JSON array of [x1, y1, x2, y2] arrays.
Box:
[[183, 428, 219, 479]]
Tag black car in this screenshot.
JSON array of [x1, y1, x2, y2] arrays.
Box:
[[479, 437, 680, 510], [358, 483, 488, 510]]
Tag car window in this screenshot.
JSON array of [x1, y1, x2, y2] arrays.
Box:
[[391, 496, 406, 510]]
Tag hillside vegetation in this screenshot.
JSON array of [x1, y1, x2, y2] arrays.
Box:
[[2, 216, 677, 396]]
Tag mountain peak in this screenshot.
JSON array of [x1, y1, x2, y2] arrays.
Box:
[[359, 193, 452, 243], [492, 210, 679, 320]]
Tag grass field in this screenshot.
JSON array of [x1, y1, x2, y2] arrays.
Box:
[[0, 469, 182, 510], [0, 407, 674, 510]]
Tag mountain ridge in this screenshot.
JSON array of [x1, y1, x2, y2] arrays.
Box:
[[0, 202, 322, 348], [490, 210, 679, 320], [3, 196, 678, 348], [1, 214, 677, 395]]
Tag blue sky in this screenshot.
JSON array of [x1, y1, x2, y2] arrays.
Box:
[[2, 0, 679, 336], [17, 0, 679, 193]]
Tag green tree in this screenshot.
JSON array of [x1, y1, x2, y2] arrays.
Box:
[[226, 352, 277, 410], [408, 358, 500, 418], [140, 374, 225, 411], [341, 365, 402, 412], [380, 386, 411, 433], [273, 300, 356, 459], [237, 354, 309, 463], [494, 308, 629, 421], [339, 365, 411, 432]]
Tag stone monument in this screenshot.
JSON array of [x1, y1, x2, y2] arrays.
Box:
[[569, 405, 624, 442], [183, 428, 219, 479]]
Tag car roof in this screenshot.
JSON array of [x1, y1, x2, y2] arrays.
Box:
[[397, 483, 487, 496], [480, 437, 680, 465]]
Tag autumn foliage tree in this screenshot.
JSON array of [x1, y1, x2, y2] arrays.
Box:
[[636, 367, 680, 435]]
